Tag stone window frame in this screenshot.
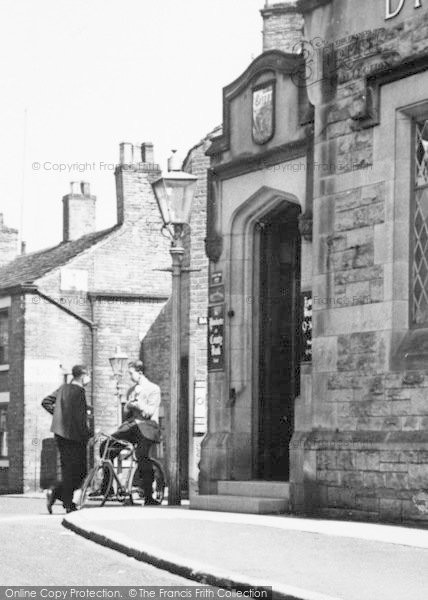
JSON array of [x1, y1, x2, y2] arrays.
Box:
[[379, 69, 428, 368], [411, 118, 428, 328]]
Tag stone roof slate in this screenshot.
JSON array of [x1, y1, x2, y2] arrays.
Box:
[[0, 225, 118, 291]]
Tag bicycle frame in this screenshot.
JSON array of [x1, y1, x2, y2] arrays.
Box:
[[80, 432, 166, 508], [90, 432, 139, 500]]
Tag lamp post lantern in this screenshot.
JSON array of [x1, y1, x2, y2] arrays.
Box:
[[109, 346, 129, 424], [152, 150, 197, 505]]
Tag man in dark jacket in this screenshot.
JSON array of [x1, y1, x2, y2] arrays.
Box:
[[41, 365, 90, 513]]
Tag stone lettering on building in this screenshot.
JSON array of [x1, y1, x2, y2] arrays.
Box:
[[385, 0, 422, 20]]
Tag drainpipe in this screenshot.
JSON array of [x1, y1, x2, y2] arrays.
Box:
[[21, 284, 97, 442]]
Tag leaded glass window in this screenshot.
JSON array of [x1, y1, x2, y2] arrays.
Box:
[[0, 311, 8, 364], [412, 120, 428, 325]]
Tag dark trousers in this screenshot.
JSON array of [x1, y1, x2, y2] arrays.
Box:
[[100, 420, 154, 499], [53, 435, 87, 509]]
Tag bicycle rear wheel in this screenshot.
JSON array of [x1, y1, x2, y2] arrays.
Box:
[[79, 464, 112, 509]]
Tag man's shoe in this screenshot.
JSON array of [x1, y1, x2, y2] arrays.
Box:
[[46, 489, 55, 514], [65, 503, 77, 513], [144, 497, 160, 506]]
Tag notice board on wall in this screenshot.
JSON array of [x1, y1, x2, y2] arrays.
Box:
[[208, 303, 225, 372], [301, 291, 312, 363]]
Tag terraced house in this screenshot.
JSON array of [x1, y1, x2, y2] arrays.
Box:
[[191, 0, 428, 523], [0, 144, 173, 493]]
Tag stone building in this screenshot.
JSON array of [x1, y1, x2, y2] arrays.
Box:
[[0, 143, 172, 493], [191, 0, 428, 523]]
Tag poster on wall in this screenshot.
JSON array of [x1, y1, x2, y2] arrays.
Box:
[[193, 380, 207, 436], [301, 291, 312, 363], [208, 304, 225, 371], [208, 284, 225, 304], [252, 82, 275, 145]]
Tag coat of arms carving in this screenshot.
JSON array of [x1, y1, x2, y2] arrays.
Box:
[[252, 81, 275, 145]]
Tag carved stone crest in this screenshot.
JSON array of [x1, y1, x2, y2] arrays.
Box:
[[252, 81, 275, 145]]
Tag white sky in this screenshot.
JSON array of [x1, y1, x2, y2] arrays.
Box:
[[0, 0, 264, 252]]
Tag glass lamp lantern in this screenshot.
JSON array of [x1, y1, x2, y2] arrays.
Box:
[[151, 151, 197, 231], [109, 346, 128, 380]]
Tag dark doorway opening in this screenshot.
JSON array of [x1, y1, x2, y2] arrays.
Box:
[[257, 205, 301, 481]]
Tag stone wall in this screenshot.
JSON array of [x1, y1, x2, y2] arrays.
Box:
[[261, 2, 304, 54], [2, 295, 24, 493], [293, 8, 428, 522]]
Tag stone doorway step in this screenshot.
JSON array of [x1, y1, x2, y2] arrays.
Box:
[[190, 481, 289, 514]]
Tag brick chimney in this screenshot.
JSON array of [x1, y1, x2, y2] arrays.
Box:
[[115, 142, 162, 225], [0, 214, 18, 267], [62, 181, 96, 242], [261, 1, 303, 54]]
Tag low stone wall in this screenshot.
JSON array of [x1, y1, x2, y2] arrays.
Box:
[[292, 369, 428, 523]]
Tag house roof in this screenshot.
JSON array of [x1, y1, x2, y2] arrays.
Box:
[[0, 225, 118, 292]]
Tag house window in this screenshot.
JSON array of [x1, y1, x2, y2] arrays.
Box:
[[0, 311, 9, 365], [412, 119, 428, 325], [0, 405, 7, 458]]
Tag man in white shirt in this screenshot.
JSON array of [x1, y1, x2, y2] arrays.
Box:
[[100, 360, 161, 505]]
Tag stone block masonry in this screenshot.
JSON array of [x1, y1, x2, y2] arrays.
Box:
[[291, 8, 428, 523]]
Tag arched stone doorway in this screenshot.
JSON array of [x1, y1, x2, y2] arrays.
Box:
[[227, 187, 302, 482], [255, 203, 301, 480]]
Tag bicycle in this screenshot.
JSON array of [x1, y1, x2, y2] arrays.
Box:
[[79, 432, 166, 509]]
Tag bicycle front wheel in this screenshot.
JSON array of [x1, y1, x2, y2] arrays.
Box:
[[79, 463, 112, 509]]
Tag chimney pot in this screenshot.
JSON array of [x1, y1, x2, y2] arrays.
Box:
[[141, 142, 154, 164], [119, 142, 134, 165], [167, 150, 181, 172], [70, 181, 81, 195], [81, 182, 91, 196]]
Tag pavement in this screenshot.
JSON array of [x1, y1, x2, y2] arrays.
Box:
[[0, 496, 193, 586], [63, 504, 428, 600]]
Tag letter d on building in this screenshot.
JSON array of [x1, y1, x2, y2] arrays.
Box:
[[385, 0, 405, 19]]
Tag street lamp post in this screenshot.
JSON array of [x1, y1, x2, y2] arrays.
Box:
[[152, 151, 197, 506], [109, 346, 129, 424]]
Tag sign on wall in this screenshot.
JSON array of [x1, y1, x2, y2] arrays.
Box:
[[301, 291, 312, 363], [252, 82, 275, 145], [60, 268, 88, 291], [208, 304, 225, 371], [210, 272, 223, 285], [193, 380, 207, 436], [208, 284, 225, 305]]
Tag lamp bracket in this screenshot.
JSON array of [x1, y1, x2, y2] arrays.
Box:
[[152, 268, 201, 273]]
